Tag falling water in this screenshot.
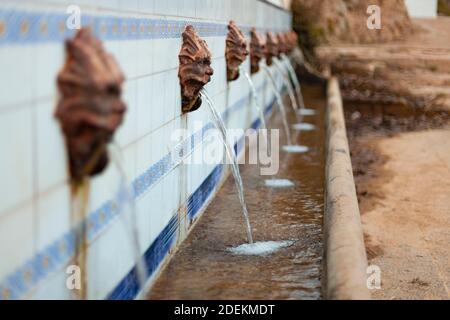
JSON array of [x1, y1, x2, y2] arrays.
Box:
[[240, 66, 267, 130], [109, 143, 148, 291], [282, 54, 317, 117], [200, 90, 254, 244], [261, 65, 292, 146], [274, 59, 299, 112], [70, 180, 90, 300], [227, 240, 294, 256]]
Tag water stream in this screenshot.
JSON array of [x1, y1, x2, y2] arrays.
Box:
[[240, 66, 267, 130], [274, 59, 299, 112], [281, 54, 305, 109], [282, 54, 316, 116], [70, 180, 90, 300], [200, 90, 254, 244], [109, 143, 148, 291], [261, 65, 292, 146]]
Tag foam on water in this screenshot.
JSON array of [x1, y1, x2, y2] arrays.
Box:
[[297, 109, 316, 116], [282, 145, 309, 153], [227, 240, 295, 256], [292, 123, 316, 131], [264, 179, 295, 188]]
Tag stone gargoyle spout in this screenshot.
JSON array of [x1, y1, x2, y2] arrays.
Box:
[[265, 32, 279, 66], [250, 28, 265, 74], [55, 28, 126, 182], [178, 25, 214, 113], [225, 21, 249, 81]]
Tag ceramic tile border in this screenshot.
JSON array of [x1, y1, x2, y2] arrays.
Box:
[[0, 8, 289, 46]]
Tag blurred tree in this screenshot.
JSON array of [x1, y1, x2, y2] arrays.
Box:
[[438, 0, 450, 16], [291, 0, 412, 60]]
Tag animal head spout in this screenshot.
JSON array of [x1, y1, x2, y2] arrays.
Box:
[[178, 25, 214, 113]]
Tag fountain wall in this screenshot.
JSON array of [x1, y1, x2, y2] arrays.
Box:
[[0, 1, 291, 299]]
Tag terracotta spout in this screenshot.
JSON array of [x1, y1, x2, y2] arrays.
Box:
[[286, 31, 298, 53], [250, 28, 265, 74], [225, 21, 249, 81], [178, 25, 214, 113], [55, 28, 126, 181], [277, 33, 288, 55], [265, 32, 279, 66]]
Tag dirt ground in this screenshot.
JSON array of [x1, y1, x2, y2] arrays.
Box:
[[317, 17, 450, 112], [348, 121, 450, 300], [365, 129, 450, 299], [326, 17, 450, 299]]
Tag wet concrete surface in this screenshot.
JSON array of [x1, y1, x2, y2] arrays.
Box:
[[147, 85, 326, 300]]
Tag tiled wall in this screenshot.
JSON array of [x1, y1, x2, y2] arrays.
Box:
[[404, 0, 437, 18], [0, 0, 291, 300]]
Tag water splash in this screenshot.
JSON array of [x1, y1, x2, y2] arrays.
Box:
[[274, 59, 299, 112], [201, 90, 254, 244], [261, 65, 292, 146], [264, 179, 295, 188], [109, 143, 148, 291], [228, 240, 294, 256], [240, 66, 267, 130], [292, 123, 316, 131], [298, 109, 316, 116], [282, 145, 309, 154]]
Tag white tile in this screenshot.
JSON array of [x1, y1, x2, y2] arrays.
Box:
[[119, 40, 138, 80], [136, 39, 153, 78], [147, 181, 172, 244], [0, 204, 34, 280], [27, 267, 73, 300], [87, 160, 120, 214], [86, 218, 135, 299], [150, 72, 165, 132], [36, 185, 71, 252], [163, 165, 180, 216], [0, 108, 34, 214], [0, 45, 34, 109], [152, 39, 179, 73], [138, 0, 155, 14], [136, 77, 152, 138], [95, 0, 121, 10], [36, 99, 68, 193], [35, 44, 64, 100], [103, 41, 122, 69], [135, 184, 153, 253], [178, 0, 196, 18], [195, 0, 213, 19], [86, 144, 137, 216], [154, 0, 178, 16], [163, 71, 177, 124], [115, 80, 137, 148], [135, 133, 152, 175], [119, 0, 138, 11]]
